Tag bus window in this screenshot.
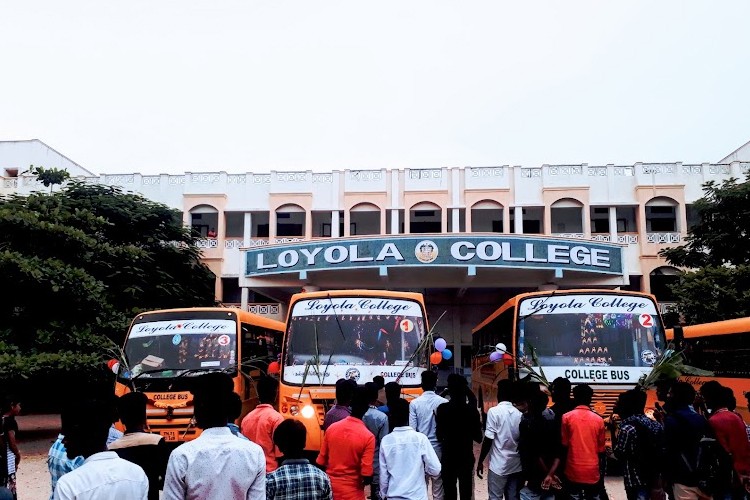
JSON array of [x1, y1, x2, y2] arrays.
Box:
[[241, 323, 281, 362]]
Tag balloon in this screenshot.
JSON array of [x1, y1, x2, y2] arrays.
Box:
[[435, 338, 447, 352], [502, 353, 514, 366], [430, 351, 443, 365], [268, 361, 280, 374], [110, 362, 120, 374], [107, 359, 118, 370], [495, 343, 507, 353], [442, 349, 453, 360], [489, 351, 503, 363]]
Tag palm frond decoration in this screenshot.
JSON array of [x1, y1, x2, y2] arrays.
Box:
[[396, 310, 447, 383], [520, 343, 550, 388], [637, 344, 713, 390]]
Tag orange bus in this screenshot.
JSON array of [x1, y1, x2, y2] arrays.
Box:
[[472, 289, 667, 420], [114, 307, 285, 443], [278, 289, 429, 453], [667, 317, 750, 419]]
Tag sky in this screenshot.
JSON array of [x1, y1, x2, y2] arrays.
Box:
[[1, 1, 749, 175]]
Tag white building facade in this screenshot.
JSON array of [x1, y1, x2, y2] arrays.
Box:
[[4, 139, 749, 371]]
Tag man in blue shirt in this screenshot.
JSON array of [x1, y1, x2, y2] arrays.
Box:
[[47, 418, 84, 500]]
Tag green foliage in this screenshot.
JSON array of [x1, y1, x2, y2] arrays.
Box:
[[28, 165, 71, 189], [637, 345, 713, 390], [660, 174, 750, 324], [0, 179, 216, 389]]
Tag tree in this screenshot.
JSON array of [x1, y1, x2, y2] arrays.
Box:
[[660, 174, 750, 324], [26, 165, 70, 192], [0, 178, 216, 403]]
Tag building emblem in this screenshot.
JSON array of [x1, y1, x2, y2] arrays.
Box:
[[345, 368, 361, 382], [415, 240, 439, 264]]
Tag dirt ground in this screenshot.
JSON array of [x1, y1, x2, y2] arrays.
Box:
[[16, 414, 626, 500]]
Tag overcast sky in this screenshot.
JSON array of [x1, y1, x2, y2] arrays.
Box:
[[2, 1, 749, 174]]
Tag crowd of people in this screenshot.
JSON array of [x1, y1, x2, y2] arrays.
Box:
[[2, 372, 750, 499]]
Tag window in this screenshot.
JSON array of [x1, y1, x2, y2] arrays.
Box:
[[415, 210, 436, 217]]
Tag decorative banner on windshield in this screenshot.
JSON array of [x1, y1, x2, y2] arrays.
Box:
[[518, 294, 658, 316], [528, 366, 652, 385], [244, 235, 623, 277], [129, 320, 236, 339], [291, 298, 423, 317]]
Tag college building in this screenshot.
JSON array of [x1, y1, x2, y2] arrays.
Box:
[[3, 138, 750, 372]]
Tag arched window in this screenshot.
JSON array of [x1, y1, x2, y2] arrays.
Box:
[[350, 203, 381, 235], [471, 200, 503, 233], [646, 197, 679, 232], [551, 198, 584, 234], [409, 202, 442, 234], [276, 204, 306, 237], [189, 204, 219, 238]]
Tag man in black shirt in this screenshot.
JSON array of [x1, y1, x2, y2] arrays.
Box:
[[519, 388, 562, 500], [436, 374, 482, 500], [108, 392, 170, 500]]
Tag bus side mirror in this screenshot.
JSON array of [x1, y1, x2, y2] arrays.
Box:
[[673, 325, 684, 342]]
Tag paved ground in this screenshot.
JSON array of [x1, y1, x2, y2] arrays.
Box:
[[16, 414, 626, 500]]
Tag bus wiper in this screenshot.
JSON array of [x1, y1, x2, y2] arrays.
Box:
[[327, 293, 347, 341], [174, 366, 231, 378], [130, 368, 177, 380]]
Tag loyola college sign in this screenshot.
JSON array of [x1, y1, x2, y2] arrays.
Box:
[[243, 235, 624, 277]]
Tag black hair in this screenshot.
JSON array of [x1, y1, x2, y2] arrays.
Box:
[[721, 386, 736, 411], [192, 373, 234, 429], [273, 419, 307, 458], [497, 379, 513, 402], [390, 398, 410, 427], [446, 374, 467, 402], [529, 389, 549, 414], [351, 386, 370, 419], [335, 378, 354, 406], [671, 381, 697, 408], [117, 392, 148, 430], [421, 370, 438, 391], [227, 392, 243, 422], [373, 376, 385, 389], [62, 398, 115, 458], [364, 382, 379, 404], [700, 380, 724, 409], [384, 382, 401, 405], [572, 384, 594, 406], [257, 376, 279, 405], [616, 389, 646, 418], [0, 394, 18, 414], [551, 377, 571, 403]]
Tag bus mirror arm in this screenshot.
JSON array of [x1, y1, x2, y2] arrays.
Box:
[[673, 325, 684, 343]]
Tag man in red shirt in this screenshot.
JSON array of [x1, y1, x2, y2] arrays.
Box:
[[241, 376, 284, 472], [317, 386, 375, 500], [561, 384, 605, 500]]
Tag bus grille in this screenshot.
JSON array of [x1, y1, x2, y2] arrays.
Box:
[[311, 398, 335, 427], [592, 390, 622, 417]]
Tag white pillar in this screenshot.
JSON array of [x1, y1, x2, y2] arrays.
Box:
[[514, 207, 523, 234], [390, 210, 399, 235], [452, 208, 460, 233], [331, 211, 340, 238], [243, 212, 252, 246], [609, 206, 618, 242], [241, 288, 249, 311]]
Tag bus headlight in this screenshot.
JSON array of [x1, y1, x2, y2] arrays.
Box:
[[301, 405, 315, 419], [289, 405, 300, 416]]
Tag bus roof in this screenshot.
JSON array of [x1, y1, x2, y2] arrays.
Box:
[[471, 289, 658, 334], [667, 317, 750, 340], [289, 289, 426, 304], [133, 307, 285, 332]]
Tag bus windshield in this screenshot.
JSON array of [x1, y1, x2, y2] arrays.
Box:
[[124, 316, 237, 378], [283, 297, 427, 386], [517, 293, 665, 384]]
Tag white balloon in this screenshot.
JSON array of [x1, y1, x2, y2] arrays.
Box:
[[495, 343, 507, 353]]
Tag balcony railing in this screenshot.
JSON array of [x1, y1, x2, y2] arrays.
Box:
[[552, 233, 585, 239], [195, 239, 219, 249], [646, 233, 682, 244], [591, 233, 639, 244]]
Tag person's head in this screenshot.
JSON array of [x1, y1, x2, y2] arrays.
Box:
[[351, 386, 370, 419], [335, 378, 354, 406], [721, 386, 737, 411], [192, 372, 234, 429], [446, 374, 467, 403], [615, 389, 647, 419], [670, 381, 697, 408], [273, 419, 307, 459], [550, 377, 572, 404], [421, 370, 438, 392], [373, 376, 385, 390], [497, 379, 513, 402], [0, 395, 20, 416], [572, 384, 594, 407], [117, 392, 147, 432], [257, 376, 279, 405], [227, 392, 243, 423], [511, 382, 533, 413], [700, 380, 725, 410], [384, 382, 401, 405], [365, 382, 379, 406], [390, 398, 410, 427], [529, 389, 550, 415], [655, 378, 675, 403], [62, 398, 114, 459]]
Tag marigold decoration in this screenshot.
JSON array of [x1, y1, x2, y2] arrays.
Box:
[[430, 351, 443, 365]]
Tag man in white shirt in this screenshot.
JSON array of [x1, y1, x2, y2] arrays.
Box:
[[163, 373, 266, 500], [380, 399, 441, 500], [476, 379, 523, 500], [54, 399, 148, 500], [409, 370, 448, 500]]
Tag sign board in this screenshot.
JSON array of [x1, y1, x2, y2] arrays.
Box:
[[244, 235, 624, 277]]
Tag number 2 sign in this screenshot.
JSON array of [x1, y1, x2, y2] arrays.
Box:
[[638, 314, 653, 327]]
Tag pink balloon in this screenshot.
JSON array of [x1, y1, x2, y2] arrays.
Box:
[[489, 351, 503, 363]]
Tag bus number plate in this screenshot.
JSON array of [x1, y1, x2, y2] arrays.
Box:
[[160, 430, 178, 442]]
